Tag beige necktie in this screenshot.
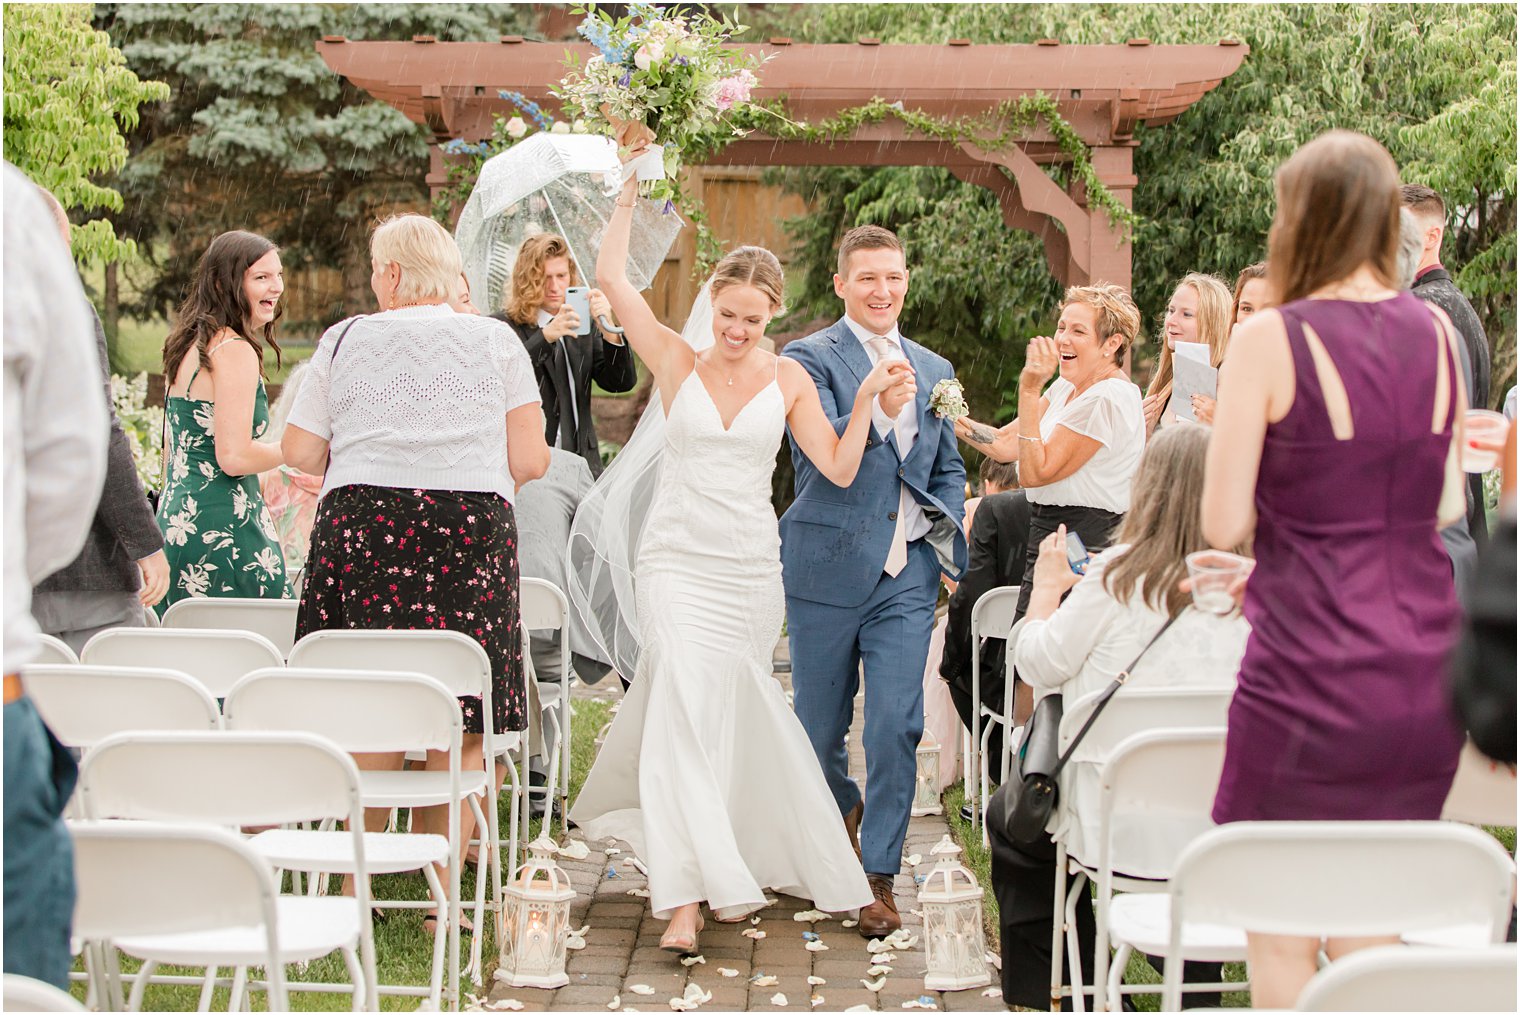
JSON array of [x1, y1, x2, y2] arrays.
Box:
[[867, 336, 910, 578]]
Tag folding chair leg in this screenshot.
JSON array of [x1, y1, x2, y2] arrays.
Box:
[[969, 659, 982, 829], [423, 863, 449, 1011], [340, 944, 365, 1012], [559, 680, 572, 838], [465, 793, 491, 985], [125, 958, 159, 1013], [1106, 943, 1132, 1013], [195, 963, 218, 1013], [1064, 868, 1090, 1014], [227, 965, 248, 1014], [1050, 849, 1067, 1013]]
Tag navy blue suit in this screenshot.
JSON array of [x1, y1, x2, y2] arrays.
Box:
[[780, 318, 967, 875]]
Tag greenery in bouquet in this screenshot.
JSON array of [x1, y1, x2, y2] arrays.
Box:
[[112, 372, 164, 492], [556, 2, 767, 206]]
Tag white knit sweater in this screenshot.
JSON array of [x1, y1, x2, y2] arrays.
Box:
[[287, 305, 540, 501]]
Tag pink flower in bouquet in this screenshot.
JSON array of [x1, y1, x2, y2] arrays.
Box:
[[709, 69, 757, 112], [633, 38, 666, 71]]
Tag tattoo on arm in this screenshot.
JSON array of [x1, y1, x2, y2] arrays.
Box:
[[968, 424, 995, 446]]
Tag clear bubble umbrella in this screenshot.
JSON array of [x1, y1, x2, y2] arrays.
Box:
[[453, 133, 683, 318]]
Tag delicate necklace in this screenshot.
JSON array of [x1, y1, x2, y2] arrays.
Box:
[[700, 357, 739, 386]]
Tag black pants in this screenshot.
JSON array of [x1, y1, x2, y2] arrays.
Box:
[[1015, 503, 1125, 621], [986, 789, 1224, 1010], [946, 670, 1009, 781]]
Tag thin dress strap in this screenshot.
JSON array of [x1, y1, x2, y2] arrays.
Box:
[[185, 336, 243, 393]]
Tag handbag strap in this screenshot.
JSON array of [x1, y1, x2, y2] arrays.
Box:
[[1047, 610, 1183, 781]]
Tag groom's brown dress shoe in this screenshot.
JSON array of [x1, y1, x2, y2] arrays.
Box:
[[843, 801, 863, 862], [858, 874, 901, 938]]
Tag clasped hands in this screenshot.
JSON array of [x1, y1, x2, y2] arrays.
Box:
[[869, 359, 916, 416]]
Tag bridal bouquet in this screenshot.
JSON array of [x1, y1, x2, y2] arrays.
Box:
[[556, 2, 765, 205]]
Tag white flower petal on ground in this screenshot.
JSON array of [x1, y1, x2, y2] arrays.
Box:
[[608, 996, 620, 1010], [558, 839, 590, 860], [629, 984, 656, 996], [769, 994, 787, 1007], [810, 995, 825, 1007], [669, 983, 710, 1011], [861, 978, 886, 993], [488, 1001, 524, 1011], [793, 909, 832, 922], [804, 940, 828, 952], [717, 968, 739, 978], [680, 955, 705, 967], [627, 888, 651, 898], [901, 998, 937, 1010], [841, 919, 858, 928], [750, 975, 778, 987], [844, 1007, 873, 1013], [750, 916, 762, 925], [870, 953, 894, 966], [981, 987, 1003, 998], [807, 976, 826, 986], [984, 950, 1002, 970], [606, 847, 622, 856], [905, 854, 922, 867], [742, 928, 765, 940]]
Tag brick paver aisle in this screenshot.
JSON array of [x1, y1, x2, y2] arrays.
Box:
[[487, 647, 1006, 1013]]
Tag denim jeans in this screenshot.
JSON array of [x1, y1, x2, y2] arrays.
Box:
[[3, 698, 78, 988]]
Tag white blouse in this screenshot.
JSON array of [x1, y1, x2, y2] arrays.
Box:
[[1013, 545, 1249, 862], [1024, 376, 1145, 514], [288, 305, 541, 502]]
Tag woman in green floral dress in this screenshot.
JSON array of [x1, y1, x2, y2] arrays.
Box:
[[156, 231, 291, 614]]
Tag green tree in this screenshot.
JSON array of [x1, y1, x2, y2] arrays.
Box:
[[761, 3, 1517, 413], [2, 3, 169, 263], [92, 3, 537, 332]]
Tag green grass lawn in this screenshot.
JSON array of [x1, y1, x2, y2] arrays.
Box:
[[70, 698, 613, 1012]]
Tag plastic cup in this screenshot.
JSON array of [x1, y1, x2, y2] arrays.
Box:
[[1461, 409, 1509, 474], [1185, 551, 1253, 615]]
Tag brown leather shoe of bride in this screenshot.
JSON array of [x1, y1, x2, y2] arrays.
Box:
[[660, 909, 705, 956], [857, 874, 900, 938]]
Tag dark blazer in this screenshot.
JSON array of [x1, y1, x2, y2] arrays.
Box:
[[1414, 266, 1492, 543], [34, 305, 163, 595], [497, 312, 637, 478], [940, 490, 1031, 707]]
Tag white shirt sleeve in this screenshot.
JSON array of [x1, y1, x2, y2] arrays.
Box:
[[286, 321, 344, 441], [496, 324, 541, 412], [1013, 552, 1123, 691]]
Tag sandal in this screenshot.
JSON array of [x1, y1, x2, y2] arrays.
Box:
[[659, 913, 704, 956], [423, 914, 474, 936]]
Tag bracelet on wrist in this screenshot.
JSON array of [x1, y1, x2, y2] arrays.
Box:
[[1018, 434, 1041, 443]]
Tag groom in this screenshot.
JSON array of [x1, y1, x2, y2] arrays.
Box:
[[780, 225, 967, 936]]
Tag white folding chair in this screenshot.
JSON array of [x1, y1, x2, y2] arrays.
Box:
[[22, 664, 222, 751], [1442, 740, 1518, 827], [225, 667, 465, 1009], [141, 606, 160, 628], [77, 731, 379, 1012], [966, 584, 1020, 830], [1296, 942, 1518, 1011], [520, 577, 571, 836], [33, 633, 78, 665], [1091, 728, 1239, 1012], [70, 820, 286, 1013], [1160, 821, 1515, 1011], [80, 628, 283, 698], [1, 973, 87, 1012], [1045, 687, 1234, 1012], [288, 628, 506, 984], [162, 598, 300, 656]]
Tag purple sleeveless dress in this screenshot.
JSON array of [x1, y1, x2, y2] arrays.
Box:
[[1212, 293, 1465, 823]]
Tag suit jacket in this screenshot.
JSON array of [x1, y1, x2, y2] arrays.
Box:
[[1414, 267, 1491, 543], [780, 318, 968, 608], [34, 305, 162, 595], [939, 490, 1031, 700], [497, 313, 636, 478]]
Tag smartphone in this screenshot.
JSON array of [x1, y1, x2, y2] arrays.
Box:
[[1065, 531, 1091, 576], [565, 286, 593, 336]]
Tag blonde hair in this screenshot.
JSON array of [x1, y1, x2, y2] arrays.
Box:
[[711, 245, 785, 312], [370, 215, 461, 305], [1268, 131, 1401, 306], [1102, 424, 1248, 617], [1146, 273, 1233, 404], [505, 234, 580, 325], [1063, 283, 1141, 367]]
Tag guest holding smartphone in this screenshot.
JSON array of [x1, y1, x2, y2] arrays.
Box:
[[496, 234, 634, 477]]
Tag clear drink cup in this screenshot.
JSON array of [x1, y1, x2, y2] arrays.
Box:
[[1185, 551, 1253, 615], [1461, 409, 1508, 473]]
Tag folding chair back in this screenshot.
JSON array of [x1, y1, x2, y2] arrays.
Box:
[[33, 634, 78, 665], [1296, 943, 1518, 1012], [1, 973, 87, 1012], [80, 628, 283, 698], [520, 577, 568, 634], [1163, 821, 1515, 1010], [966, 584, 1021, 828], [288, 628, 491, 699], [141, 607, 160, 628], [1061, 686, 1233, 762], [22, 664, 221, 750], [1097, 727, 1228, 882], [224, 667, 458, 755], [1442, 741, 1518, 826], [70, 820, 285, 1009], [78, 730, 362, 831], [161, 598, 300, 656]]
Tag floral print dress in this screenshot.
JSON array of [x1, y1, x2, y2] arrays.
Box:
[[156, 365, 290, 614]]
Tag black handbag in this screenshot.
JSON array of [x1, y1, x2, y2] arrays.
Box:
[[1000, 612, 1181, 843]]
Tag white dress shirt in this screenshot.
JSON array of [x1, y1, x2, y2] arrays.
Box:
[[3, 164, 108, 670], [842, 315, 931, 542], [539, 308, 579, 447]]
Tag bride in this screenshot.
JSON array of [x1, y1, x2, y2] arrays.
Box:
[[568, 140, 911, 953]]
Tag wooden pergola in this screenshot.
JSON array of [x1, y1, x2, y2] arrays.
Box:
[[317, 37, 1248, 292]]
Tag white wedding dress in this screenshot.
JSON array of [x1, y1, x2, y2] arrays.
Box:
[[569, 366, 873, 921]]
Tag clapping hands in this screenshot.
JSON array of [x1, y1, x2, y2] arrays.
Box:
[[1021, 336, 1061, 388]]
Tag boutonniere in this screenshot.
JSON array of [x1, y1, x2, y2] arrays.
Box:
[[928, 378, 968, 421]]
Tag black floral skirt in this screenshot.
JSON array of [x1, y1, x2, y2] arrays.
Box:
[[296, 484, 524, 734]]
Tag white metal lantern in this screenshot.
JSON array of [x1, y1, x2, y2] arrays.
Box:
[[912, 731, 944, 816], [497, 837, 577, 988], [918, 834, 991, 991]]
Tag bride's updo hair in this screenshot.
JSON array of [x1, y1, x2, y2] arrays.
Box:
[[711, 246, 785, 314]]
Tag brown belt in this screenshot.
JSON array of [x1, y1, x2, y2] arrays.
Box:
[[3, 673, 23, 705]]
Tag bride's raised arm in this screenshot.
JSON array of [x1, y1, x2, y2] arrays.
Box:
[[779, 356, 909, 488], [598, 151, 693, 404]]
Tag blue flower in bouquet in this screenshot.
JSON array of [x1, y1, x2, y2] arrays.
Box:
[[500, 90, 554, 131], [579, 16, 630, 65]]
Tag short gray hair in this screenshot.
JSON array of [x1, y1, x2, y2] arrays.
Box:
[[370, 214, 462, 305], [1396, 207, 1424, 290]]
